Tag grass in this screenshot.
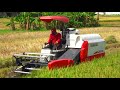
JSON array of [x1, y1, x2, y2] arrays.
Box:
[[105, 35, 118, 44], [0, 29, 27, 35], [0, 28, 48, 35], [99, 15, 120, 21], [0, 18, 10, 30], [98, 15, 120, 27], [1, 15, 120, 77], [99, 21, 120, 27], [0, 67, 15, 78], [0, 31, 49, 58]]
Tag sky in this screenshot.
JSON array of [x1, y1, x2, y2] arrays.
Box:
[[98, 12, 120, 15]]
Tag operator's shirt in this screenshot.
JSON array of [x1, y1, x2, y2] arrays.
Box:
[[48, 33, 61, 45]]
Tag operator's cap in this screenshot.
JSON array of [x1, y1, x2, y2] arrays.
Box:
[[51, 28, 56, 32]]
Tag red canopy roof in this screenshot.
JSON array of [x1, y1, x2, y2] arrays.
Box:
[[39, 16, 69, 23]]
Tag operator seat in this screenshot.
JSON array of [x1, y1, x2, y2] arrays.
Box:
[[60, 28, 69, 49], [61, 38, 66, 44]]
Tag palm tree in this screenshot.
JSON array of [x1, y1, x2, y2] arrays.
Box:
[[10, 17, 16, 30], [103, 12, 106, 15], [97, 12, 99, 20], [26, 15, 30, 30]]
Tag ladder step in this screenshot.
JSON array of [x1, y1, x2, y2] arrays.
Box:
[[14, 71, 31, 74], [25, 68, 41, 71]]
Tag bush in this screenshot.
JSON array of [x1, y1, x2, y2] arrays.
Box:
[[105, 35, 118, 44], [41, 12, 99, 28], [106, 43, 120, 49]]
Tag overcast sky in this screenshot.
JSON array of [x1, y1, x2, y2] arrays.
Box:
[[98, 12, 120, 15]]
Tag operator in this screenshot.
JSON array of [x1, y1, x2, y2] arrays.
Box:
[[45, 28, 62, 50]]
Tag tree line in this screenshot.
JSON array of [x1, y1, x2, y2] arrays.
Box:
[[6, 12, 99, 30]]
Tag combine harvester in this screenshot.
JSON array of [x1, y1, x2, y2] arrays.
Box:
[[13, 16, 105, 74]]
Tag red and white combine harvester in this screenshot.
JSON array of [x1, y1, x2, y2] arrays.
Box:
[[13, 16, 105, 74]]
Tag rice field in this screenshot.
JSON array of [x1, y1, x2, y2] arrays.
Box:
[[0, 15, 120, 78]]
